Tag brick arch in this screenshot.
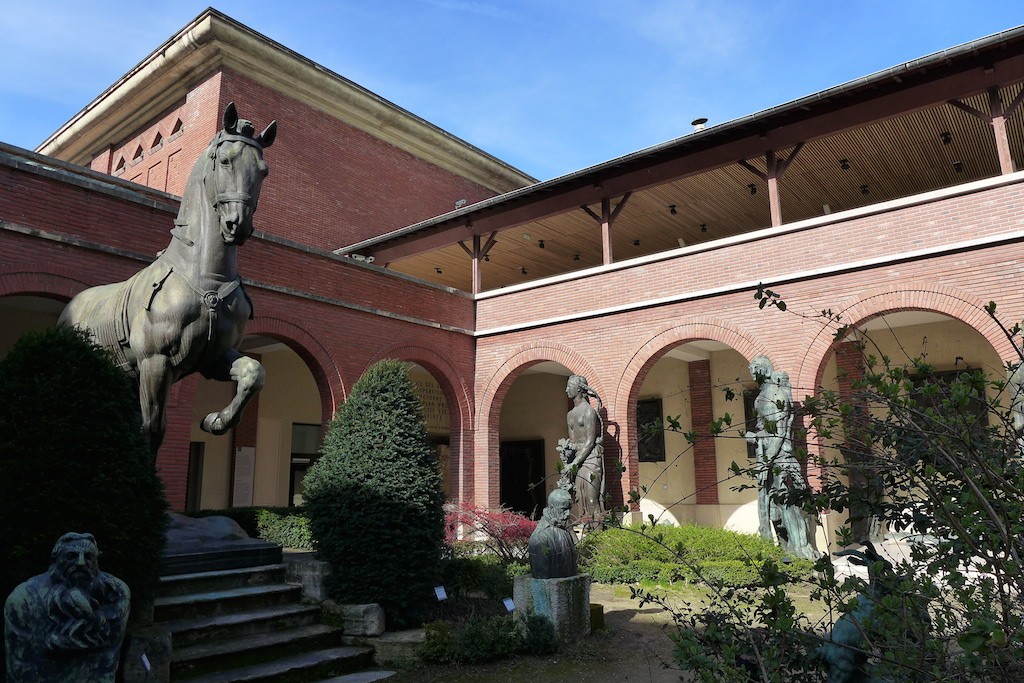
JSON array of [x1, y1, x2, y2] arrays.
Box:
[[795, 282, 1014, 394], [367, 342, 472, 432], [244, 314, 344, 431], [613, 318, 768, 509], [475, 342, 607, 508], [616, 318, 766, 411], [367, 342, 474, 500], [0, 268, 90, 302]]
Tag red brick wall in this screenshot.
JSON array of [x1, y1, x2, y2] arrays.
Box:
[[1, 152, 476, 511], [95, 72, 223, 196], [471, 181, 1024, 509], [688, 360, 719, 505]]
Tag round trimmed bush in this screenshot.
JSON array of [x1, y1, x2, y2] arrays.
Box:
[[0, 326, 168, 619], [303, 360, 444, 628]]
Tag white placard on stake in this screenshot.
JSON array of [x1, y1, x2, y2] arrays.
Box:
[[503, 597, 515, 612]]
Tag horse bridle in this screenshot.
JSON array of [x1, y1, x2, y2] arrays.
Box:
[[208, 131, 265, 210]]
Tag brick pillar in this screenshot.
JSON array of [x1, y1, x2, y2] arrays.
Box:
[[834, 341, 879, 540], [157, 375, 199, 512], [689, 360, 719, 504]]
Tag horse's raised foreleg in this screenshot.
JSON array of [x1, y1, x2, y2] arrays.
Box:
[[200, 349, 265, 435], [138, 354, 174, 453]]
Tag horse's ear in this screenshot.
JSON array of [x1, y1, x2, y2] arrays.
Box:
[[223, 102, 239, 133], [258, 121, 277, 148]]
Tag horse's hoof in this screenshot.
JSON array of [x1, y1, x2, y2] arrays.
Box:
[[202, 413, 227, 435]]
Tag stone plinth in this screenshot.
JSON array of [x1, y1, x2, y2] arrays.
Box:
[[513, 573, 591, 643], [284, 551, 331, 603]]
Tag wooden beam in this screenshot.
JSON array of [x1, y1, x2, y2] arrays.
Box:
[[470, 234, 482, 294], [989, 87, 1016, 174], [601, 197, 613, 265], [365, 54, 1024, 262], [766, 150, 782, 227], [609, 191, 633, 223], [950, 90, 1016, 174]]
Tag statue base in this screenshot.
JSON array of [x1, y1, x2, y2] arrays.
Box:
[[513, 574, 591, 643]]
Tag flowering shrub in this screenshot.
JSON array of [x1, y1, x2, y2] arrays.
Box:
[[444, 501, 537, 563]]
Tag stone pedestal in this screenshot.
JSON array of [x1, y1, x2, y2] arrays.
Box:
[[513, 573, 591, 643]]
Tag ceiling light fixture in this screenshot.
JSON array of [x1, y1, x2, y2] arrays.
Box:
[[484, 255, 490, 262], [700, 223, 708, 233], [538, 240, 545, 249], [839, 158, 851, 171], [520, 266, 528, 275], [860, 185, 869, 195], [633, 239, 640, 246], [953, 161, 964, 173], [435, 267, 443, 274], [941, 131, 953, 145], [747, 183, 757, 195], [669, 204, 677, 215], [573, 254, 580, 261]]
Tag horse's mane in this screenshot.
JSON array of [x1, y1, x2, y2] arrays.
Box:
[[173, 138, 217, 236]]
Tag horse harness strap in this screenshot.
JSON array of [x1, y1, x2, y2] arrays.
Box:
[[157, 266, 250, 340]]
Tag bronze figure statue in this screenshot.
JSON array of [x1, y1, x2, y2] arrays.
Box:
[[59, 103, 276, 451], [744, 355, 819, 560], [557, 374, 606, 523]]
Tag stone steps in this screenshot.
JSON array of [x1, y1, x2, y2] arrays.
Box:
[[155, 583, 303, 622], [156, 550, 391, 682], [171, 623, 343, 678], [159, 563, 288, 597], [177, 646, 374, 683], [162, 603, 322, 648]]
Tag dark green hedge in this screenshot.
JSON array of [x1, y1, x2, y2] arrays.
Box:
[[189, 506, 313, 549], [441, 554, 528, 600], [578, 524, 814, 587], [304, 360, 445, 628], [0, 327, 168, 625]]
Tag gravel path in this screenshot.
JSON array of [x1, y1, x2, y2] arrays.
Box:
[[389, 583, 684, 682]]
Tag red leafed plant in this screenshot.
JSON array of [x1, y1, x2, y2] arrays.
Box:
[[444, 501, 537, 563]]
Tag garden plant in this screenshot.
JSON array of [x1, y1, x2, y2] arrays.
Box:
[[623, 287, 1024, 682]]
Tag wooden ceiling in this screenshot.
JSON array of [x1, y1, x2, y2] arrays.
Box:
[[380, 85, 1023, 292]]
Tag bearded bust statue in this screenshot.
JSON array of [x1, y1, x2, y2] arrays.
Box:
[[4, 532, 130, 683], [528, 489, 578, 579]]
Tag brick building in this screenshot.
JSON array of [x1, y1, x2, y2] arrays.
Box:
[[5, 9, 1024, 549]]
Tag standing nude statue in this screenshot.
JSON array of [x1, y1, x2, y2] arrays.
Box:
[[557, 375, 606, 523], [744, 356, 819, 560]]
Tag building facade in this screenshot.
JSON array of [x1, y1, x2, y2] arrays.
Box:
[[5, 10, 1024, 548]]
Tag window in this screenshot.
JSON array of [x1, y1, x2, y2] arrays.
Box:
[[289, 423, 322, 506], [637, 398, 666, 462]]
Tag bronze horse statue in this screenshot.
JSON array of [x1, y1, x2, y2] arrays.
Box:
[[60, 103, 276, 451]]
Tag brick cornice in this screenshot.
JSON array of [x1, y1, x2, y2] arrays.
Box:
[[37, 10, 533, 193]]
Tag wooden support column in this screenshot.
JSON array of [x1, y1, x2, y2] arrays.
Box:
[[949, 87, 1024, 175], [738, 143, 803, 227], [581, 192, 632, 265], [600, 198, 612, 264], [457, 230, 496, 294]]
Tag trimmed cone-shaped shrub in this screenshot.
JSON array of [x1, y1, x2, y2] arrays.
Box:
[[0, 326, 168, 619], [304, 360, 444, 628]]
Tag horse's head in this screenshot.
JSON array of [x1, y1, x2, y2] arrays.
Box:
[[205, 102, 276, 245]]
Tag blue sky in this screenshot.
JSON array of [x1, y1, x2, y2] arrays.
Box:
[[2, 1, 1023, 180]]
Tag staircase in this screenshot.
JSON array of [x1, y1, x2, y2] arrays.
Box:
[[155, 557, 393, 682]]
